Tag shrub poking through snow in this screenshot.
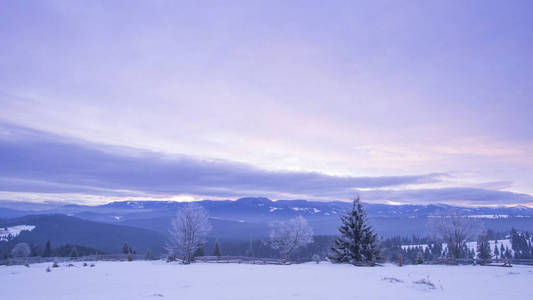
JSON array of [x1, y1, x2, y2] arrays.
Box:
[[46, 266, 51, 272], [416, 252, 424, 265], [52, 261, 59, 268], [382, 277, 403, 283], [413, 278, 436, 290]]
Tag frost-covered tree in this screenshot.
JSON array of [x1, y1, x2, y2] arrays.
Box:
[[328, 197, 379, 265], [70, 245, 79, 258], [493, 244, 500, 258], [268, 216, 313, 261], [430, 211, 480, 260], [145, 249, 153, 260], [165, 203, 211, 264], [213, 240, 222, 257], [11, 242, 31, 258]]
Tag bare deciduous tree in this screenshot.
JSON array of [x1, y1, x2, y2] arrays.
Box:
[[165, 203, 211, 264], [430, 212, 480, 260], [268, 216, 314, 261]]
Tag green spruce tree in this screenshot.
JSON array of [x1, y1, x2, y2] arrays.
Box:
[[122, 242, 130, 254], [213, 241, 222, 257], [43, 240, 52, 257], [477, 233, 492, 264], [328, 196, 379, 265]]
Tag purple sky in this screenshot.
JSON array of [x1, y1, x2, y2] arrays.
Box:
[[1, 0, 532, 206]]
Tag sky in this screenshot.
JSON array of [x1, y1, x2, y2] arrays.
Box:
[[0, 0, 532, 206]]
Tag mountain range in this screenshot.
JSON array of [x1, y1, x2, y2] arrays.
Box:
[[1, 197, 532, 255]]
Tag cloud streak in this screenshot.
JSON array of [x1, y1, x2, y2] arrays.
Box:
[[359, 188, 533, 206], [0, 124, 445, 200]]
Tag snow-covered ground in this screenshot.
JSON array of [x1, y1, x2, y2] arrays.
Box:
[[1, 261, 532, 300], [0, 225, 36, 241]]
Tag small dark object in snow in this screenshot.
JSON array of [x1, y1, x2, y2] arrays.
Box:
[[67, 263, 75, 267], [382, 277, 403, 283], [90, 263, 95, 267], [52, 262, 59, 268], [413, 278, 436, 289], [152, 294, 164, 297], [46, 266, 51, 272], [24, 264, 30, 267], [83, 263, 88, 267]]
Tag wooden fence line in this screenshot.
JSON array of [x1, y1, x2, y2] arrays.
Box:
[[0, 255, 287, 266]]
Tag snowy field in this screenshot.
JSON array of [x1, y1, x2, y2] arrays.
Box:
[[1, 261, 532, 300]]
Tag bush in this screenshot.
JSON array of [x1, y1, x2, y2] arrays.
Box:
[[312, 254, 321, 264]]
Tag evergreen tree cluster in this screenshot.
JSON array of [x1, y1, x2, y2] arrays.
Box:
[[122, 242, 136, 255], [510, 228, 533, 259]]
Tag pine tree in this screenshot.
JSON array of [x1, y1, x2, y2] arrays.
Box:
[[43, 240, 52, 257], [493, 244, 500, 258], [70, 245, 79, 258], [328, 196, 379, 265], [122, 242, 130, 254], [213, 241, 222, 257], [477, 233, 492, 264]]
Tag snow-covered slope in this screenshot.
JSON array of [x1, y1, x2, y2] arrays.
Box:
[[0, 225, 35, 241], [1, 261, 532, 300]]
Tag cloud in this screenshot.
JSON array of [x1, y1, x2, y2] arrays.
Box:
[[2, 123, 532, 206], [0, 123, 446, 201], [360, 188, 533, 205]]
